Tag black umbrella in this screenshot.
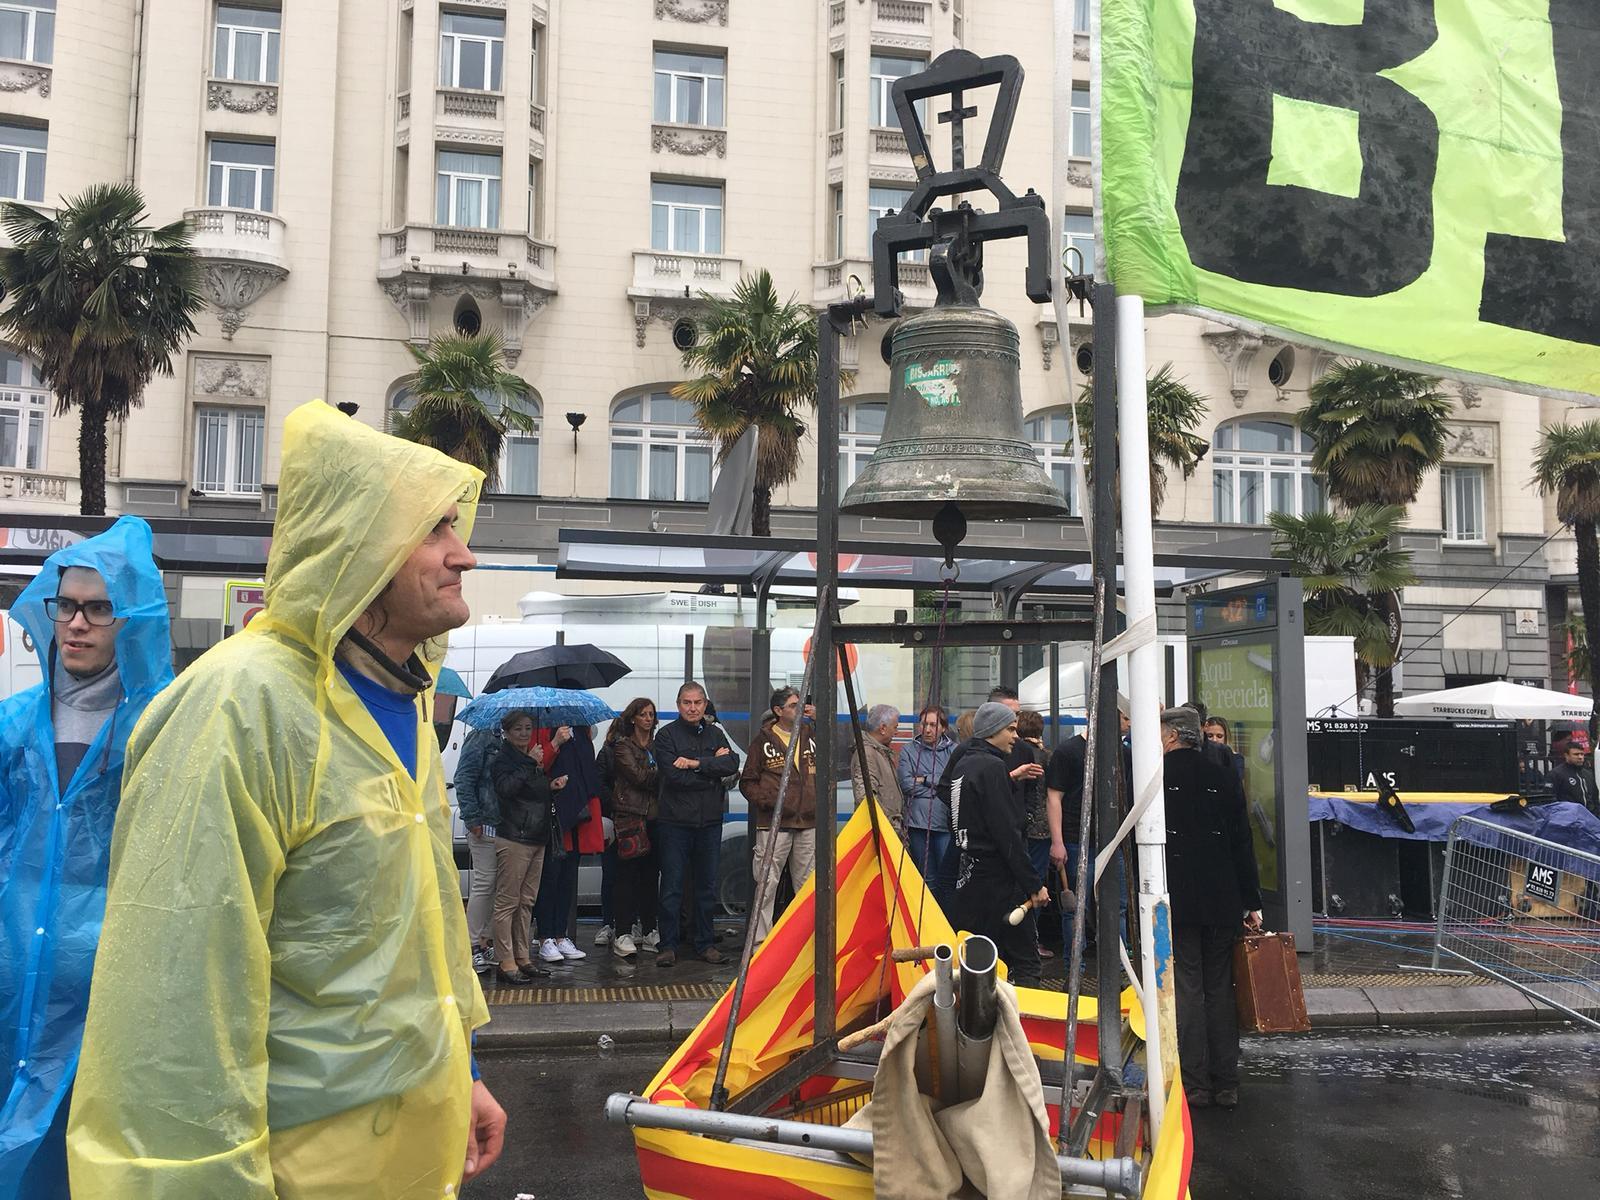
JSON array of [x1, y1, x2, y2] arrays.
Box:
[[483, 644, 632, 693]]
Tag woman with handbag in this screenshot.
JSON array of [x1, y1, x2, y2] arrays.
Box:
[[489, 711, 568, 985], [607, 697, 661, 959]]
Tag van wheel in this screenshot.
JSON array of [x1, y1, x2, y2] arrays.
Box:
[[718, 836, 752, 917]]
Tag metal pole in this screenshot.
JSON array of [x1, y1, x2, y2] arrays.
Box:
[[684, 633, 695, 687], [1090, 281, 1123, 1086], [813, 304, 845, 1040], [1115, 292, 1175, 1137], [1048, 639, 1060, 747], [603, 1094, 1144, 1196]]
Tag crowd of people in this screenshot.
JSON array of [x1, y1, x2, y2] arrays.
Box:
[[0, 399, 1267, 1196]]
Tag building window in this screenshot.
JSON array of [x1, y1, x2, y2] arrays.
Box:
[[654, 49, 725, 127], [651, 180, 722, 254], [526, 159, 542, 237], [530, 22, 544, 102], [831, 53, 845, 129], [1071, 84, 1090, 157], [0, 348, 46, 471], [869, 55, 925, 130], [1063, 210, 1094, 275], [831, 184, 844, 259], [0, 0, 53, 65], [869, 185, 923, 261], [213, 4, 279, 83], [1442, 465, 1487, 544], [500, 393, 540, 495], [839, 400, 886, 486], [207, 139, 275, 211], [0, 121, 44, 203], [1074, 0, 1089, 33], [194, 406, 265, 497], [610, 391, 713, 503], [1023, 408, 1079, 516], [436, 149, 501, 227], [439, 11, 504, 91], [1212, 417, 1326, 525]]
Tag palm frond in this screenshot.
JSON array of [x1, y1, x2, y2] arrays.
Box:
[[1300, 360, 1451, 506]]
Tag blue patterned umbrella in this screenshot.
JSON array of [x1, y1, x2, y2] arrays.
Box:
[[457, 686, 615, 731]]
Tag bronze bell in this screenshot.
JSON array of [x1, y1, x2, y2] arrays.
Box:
[[840, 303, 1069, 520]]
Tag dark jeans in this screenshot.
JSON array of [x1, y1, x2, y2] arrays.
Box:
[[954, 868, 1041, 986], [1058, 843, 1129, 967], [904, 826, 957, 920], [613, 822, 660, 937], [1027, 837, 1052, 948], [657, 820, 721, 954], [599, 842, 618, 927], [1173, 922, 1242, 1094], [533, 842, 579, 942]]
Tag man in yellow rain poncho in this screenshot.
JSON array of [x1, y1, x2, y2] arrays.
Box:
[[66, 400, 505, 1198]]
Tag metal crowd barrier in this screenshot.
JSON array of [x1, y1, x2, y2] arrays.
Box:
[[1432, 815, 1600, 1028]]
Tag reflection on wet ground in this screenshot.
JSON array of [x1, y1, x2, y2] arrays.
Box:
[[470, 1026, 1600, 1199]]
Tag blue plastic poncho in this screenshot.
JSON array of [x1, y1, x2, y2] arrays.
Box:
[[68, 401, 488, 1199], [0, 516, 172, 1199]]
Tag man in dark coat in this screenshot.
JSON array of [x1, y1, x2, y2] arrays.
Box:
[[1161, 706, 1262, 1112], [653, 680, 741, 967], [1550, 740, 1598, 816], [946, 701, 1048, 985]]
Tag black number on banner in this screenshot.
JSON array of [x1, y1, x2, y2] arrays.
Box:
[[1480, 0, 1600, 346], [1176, 0, 1439, 296]]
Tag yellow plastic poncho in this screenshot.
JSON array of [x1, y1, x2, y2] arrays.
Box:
[[67, 401, 489, 1199]]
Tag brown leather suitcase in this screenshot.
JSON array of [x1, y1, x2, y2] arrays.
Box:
[[1233, 931, 1310, 1033]]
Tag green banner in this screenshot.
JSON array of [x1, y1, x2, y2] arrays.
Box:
[[1101, 0, 1600, 399]]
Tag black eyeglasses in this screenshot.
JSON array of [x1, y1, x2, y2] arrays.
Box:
[[44, 597, 117, 626]]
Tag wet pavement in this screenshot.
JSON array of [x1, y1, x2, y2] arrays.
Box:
[[466, 1026, 1600, 1200]]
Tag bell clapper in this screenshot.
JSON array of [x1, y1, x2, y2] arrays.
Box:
[[932, 500, 968, 573]]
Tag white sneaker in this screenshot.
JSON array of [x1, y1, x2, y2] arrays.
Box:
[[613, 933, 637, 958], [631, 921, 643, 940], [594, 924, 614, 946], [555, 937, 587, 959], [640, 930, 661, 953], [538, 938, 564, 963]]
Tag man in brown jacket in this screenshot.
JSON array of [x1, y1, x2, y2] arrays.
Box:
[[740, 686, 818, 942], [851, 703, 903, 822]]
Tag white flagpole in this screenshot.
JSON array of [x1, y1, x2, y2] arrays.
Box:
[[1115, 293, 1178, 1137]]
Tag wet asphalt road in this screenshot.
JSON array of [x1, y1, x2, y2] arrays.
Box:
[[465, 1027, 1600, 1200]]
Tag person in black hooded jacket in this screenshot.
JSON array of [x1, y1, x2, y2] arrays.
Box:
[[945, 701, 1048, 984]]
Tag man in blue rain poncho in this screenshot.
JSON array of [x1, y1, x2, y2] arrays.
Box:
[[68, 401, 505, 1198], [0, 516, 173, 1199]]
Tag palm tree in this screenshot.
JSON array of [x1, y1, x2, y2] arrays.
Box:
[[391, 331, 534, 491], [674, 269, 843, 536], [0, 184, 203, 515], [1533, 420, 1600, 743], [1270, 505, 1418, 716], [1299, 361, 1451, 506], [1074, 362, 1210, 512]]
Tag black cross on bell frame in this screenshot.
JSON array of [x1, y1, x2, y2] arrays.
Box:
[[872, 49, 1052, 318]]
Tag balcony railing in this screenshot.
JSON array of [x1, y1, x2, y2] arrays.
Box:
[[630, 249, 743, 299], [184, 207, 290, 273], [438, 88, 502, 120], [530, 103, 546, 133], [829, 0, 845, 26], [0, 470, 76, 507], [874, 0, 930, 27], [827, 130, 843, 158], [812, 257, 934, 307], [397, 91, 411, 121], [379, 224, 558, 293], [872, 128, 908, 158]]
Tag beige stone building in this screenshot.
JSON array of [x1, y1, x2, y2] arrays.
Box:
[[0, 0, 1584, 697]]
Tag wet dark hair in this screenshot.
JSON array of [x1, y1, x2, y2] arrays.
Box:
[[918, 705, 949, 728], [1017, 709, 1044, 739], [988, 685, 1019, 702], [770, 686, 799, 713]]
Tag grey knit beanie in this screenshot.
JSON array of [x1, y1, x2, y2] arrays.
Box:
[[972, 701, 1017, 740]]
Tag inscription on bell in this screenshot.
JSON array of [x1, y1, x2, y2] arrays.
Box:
[[905, 359, 963, 408]]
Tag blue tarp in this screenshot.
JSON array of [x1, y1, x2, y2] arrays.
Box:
[[1311, 793, 1600, 860]]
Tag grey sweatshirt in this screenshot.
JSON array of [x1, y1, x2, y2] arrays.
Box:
[[52, 657, 122, 795]]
